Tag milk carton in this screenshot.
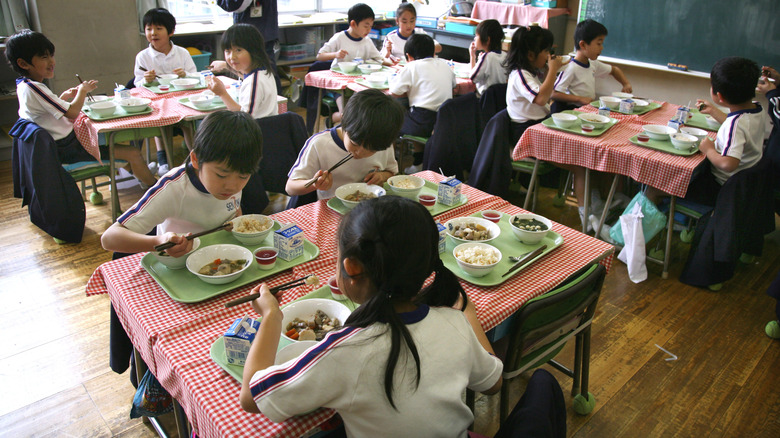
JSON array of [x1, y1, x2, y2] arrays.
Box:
[[618, 98, 635, 114], [436, 222, 446, 253], [598, 105, 611, 117], [437, 177, 462, 206], [667, 118, 684, 132], [114, 86, 130, 100], [273, 224, 304, 261], [224, 316, 261, 365]]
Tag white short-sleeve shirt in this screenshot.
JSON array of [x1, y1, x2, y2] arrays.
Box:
[[470, 51, 508, 96], [553, 58, 612, 101], [288, 127, 399, 200], [319, 30, 383, 67], [389, 57, 455, 111], [384, 28, 429, 59], [507, 69, 550, 123], [249, 305, 503, 438], [134, 43, 198, 87], [118, 163, 241, 236], [16, 77, 73, 140], [712, 104, 766, 184], [239, 68, 278, 119]]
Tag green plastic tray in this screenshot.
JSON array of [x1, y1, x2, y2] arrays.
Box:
[[354, 78, 389, 90], [141, 225, 320, 303], [142, 80, 207, 94], [589, 101, 662, 115], [629, 134, 700, 156], [441, 212, 564, 286], [542, 110, 619, 137], [178, 96, 227, 112], [209, 285, 359, 382], [82, 102, 153, 121], [330, 65, 364, 76], [325, 179, 468, 216], [685, 109, 720, 131]]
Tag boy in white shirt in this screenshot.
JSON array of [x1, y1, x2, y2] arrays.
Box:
[[317, 3, 386, 66], [389, 33, 456, 173], [286, 89, 403, 200]]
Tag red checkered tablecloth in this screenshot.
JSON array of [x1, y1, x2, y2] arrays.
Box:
[[512, 106, 706, 198], [308, 66, 476, 96]]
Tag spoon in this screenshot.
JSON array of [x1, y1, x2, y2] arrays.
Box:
[[508, 251, 535, 263]]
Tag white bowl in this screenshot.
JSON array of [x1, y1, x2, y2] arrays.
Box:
[[171, 78, 200, 89], [705, 115, 720, 129], [551, 113, 578, 128], [275, 340, 318, 365], [680, 126, 707, 144], [154, 237, 201, 270], [358, 64, 382, 74], [158, 73, 179, 85], [85, 95, 110, 106], [335, 183, 385, 210], [365, 72, 387, 87], [281, 299, 351, 342], [598, 96, 621, 110], [632, 99, 650, 109], [670, 132, 698, 150], [509, 213, 552, 245], [453, 242, 502, 278], [643, 124, 677, 140], [89, 101, 117, 117], [186, 244, 253, 285], [230, 214, 275, 246], [444, 217, 501, 244], [612, 92, 634, 99], [578, 113, 610, 129], [190, 93, 215, 109], [337, 61, 357, 73], [386, 175, 425, 199], [118, 98, 151, 113]]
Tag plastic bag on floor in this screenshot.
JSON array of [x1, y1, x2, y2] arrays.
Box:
[[129, 369, 173, 418], [609, 191, 667, 246], [617, 202, 648, 283]]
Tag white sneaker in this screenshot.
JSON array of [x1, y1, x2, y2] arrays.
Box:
[[578, 207, 593, 233], [157, 163, 170, 176], [404, 163, 423, 175], [147, 161, 158, 175]]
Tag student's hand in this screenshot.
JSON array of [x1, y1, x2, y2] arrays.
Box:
[[160, 233, 193, 258], [173, 67, 186, 78], [250, 283, 282, 320], [469, 40, 478, 61], [547, 54, 563, 74], [364, 169, 391, 186], [579, 96, 593, 106], [311, 170, 333, 191], [60, 87, 79, 101], [695, 99, 715, 114], [209, 60, 228, 74], [621, 83, 633, 93], [207, 76, 227, 96], [388, 55, 401, 66], [698, 135, 716, 154], [143, 69, 157, 84], [757, 76, 777, 95], [335, 49, 349, 60], [762, 66, 779, 81], [382, 39, 393, 58]]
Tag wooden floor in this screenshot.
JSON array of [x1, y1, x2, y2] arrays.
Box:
[[1, 156, 779, 437]]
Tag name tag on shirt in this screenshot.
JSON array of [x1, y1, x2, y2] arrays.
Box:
[[250, 4, 262, 17]]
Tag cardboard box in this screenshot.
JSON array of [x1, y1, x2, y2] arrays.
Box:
[[273, 224, 304, 261], [416, 16, 439, 29], [437, 223, 447, 253], [224, 317, 260, 365]]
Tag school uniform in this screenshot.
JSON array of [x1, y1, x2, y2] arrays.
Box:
[[384, 28, 429, 59], [288, 127, 398, 200], [238, 68, 278, 118], [389, 57, 455, 137], [249, 305, 503, 438], [133, 43, 197, 88], [319, 30, 383, 67], [507, 68, 550, 140], [551, 58, 612, 113], [470, 50, 508, 96], [118, 163, 241, 236]]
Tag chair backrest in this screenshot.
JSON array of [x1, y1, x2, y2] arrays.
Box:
[[303, 60, 336, 134], [422, 92, 483, 181], [256, 112, 309, 194], [466, 108, 513, 197], [503, 264, 606, 379], [479, 83, 508, 125]]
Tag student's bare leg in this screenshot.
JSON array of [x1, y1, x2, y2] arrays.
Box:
[[114, 145, 157, 186]]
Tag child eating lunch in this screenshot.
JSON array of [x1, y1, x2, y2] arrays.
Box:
[[469, 19, 508, 97], [239, 196, 567, 437], [286, 89, 403, 200], [100, 110, 263, 257], [382, 2, 442, 62]]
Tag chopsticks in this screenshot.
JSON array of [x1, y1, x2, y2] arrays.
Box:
[[154, 222, 234, 253], [303, 153, 353, 188], [138, 66, 161, 79], [501, 245, 548, 278], [224, 274, 318, 308], [75, 74, 95, 103]]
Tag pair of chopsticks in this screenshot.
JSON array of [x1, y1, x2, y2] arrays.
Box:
[[303, 153, 353, 188], [224, 274, 316, 308], [501, 245, 548, 278], [75, 74, 95, 103], [138, 66, 161, 79], [153, 222, 233, 253]]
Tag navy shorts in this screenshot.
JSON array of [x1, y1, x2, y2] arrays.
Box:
[[400, 106, 437, 138], [56, 131, 108, 163]]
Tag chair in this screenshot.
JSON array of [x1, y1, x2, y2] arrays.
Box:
[[302, 60, 337, 134], [479, 83, 507, 126], [467, 109, 514, 198], [422, 93, 483, 181]]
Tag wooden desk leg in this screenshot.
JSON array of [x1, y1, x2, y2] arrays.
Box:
[[595, 174, 619, 239], [582, 169, 591, 233], [108, 132, 121, 222], [314, 88, 323, 133], [663, 196, 676, 279], [160, 126, 174, 169]]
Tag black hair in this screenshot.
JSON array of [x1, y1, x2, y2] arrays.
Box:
[[573, 18, 607, 49], [142, 8, 177, 35], [710, 57, 761, 105], [341, 89, 404, 152], [193, 110, 263, 174], [504, 26, 554, 73], [220, 24, 273, 74], [476, 19, 504, 53], [4, 30, 55, 76], [338, 196, 467, 408], [404, 33, 435, 60], [348, 3, 375, 25], [396, 2, 416, 18]]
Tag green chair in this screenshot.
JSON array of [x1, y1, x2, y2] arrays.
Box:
[[397, 134, 429, 174], [63, 160, 128, 206], [512, 159, 569, 211]]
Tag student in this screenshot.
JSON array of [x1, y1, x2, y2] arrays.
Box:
[[134, 7, 197, 176], [757, 65, 779, 195], [239, 196, 504, 436], [317, 3, 386, 66], [101, 111, 263, 256], [469, 19, 508, 97], [551, 19, 632, 113], [207, 24, 278, 119], [286, 89, 403, 200], [389, 33, 455, 174], [6, 30, 156, 188], [382, 2, 442, 62]]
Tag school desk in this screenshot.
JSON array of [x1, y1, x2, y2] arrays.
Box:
[[86, 171, 613, 437]]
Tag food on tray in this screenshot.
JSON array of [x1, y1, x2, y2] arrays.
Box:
[[344, 190, 377, 202], [389, 178, 418, 189], [284, 309, 342, 341], [235, 217, 272, 233], [511, 217, 549, 232], [450, 222, 492, 241], [455, 245, 499, 266], [198, 258, 248, 276]]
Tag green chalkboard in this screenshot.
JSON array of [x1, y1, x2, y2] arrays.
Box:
[[579, 0, 780, 74]]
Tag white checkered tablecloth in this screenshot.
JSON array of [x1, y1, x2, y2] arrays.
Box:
[[512, 106, 706, 198], [86, 172, 613, 437]]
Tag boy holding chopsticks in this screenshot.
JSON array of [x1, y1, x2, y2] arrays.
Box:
[[286, 89, 404, 200]]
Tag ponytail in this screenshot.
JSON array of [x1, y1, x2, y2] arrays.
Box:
[[504, 25, 554, 74]]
